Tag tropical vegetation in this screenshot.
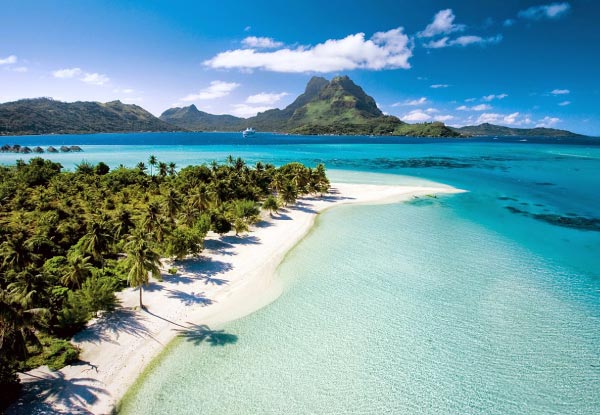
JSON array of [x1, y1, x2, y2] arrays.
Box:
[[0, 155, 329, 408]]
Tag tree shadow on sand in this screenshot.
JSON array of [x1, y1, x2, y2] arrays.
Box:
[[73, 309, 153, 345], [164, 289, 213, 306], [176, 324, 238, 347], [10, 371, 107, 415]]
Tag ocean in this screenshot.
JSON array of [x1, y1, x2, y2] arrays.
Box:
[[2, 132, 599, 413]]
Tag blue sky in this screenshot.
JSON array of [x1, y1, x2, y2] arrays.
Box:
[[1, 0, 598, 135]]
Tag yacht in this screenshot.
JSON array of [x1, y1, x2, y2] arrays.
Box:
[[242, 127, 256, 138]]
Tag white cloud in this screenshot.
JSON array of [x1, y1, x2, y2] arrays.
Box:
[[53, 67, 82, 78], [418, 9, 465, 38], [503, 19, 516, 26], [0, 55, 17, 65], [245, 92, 288, 105], [475, 112, 533, 126], [536, 116, 560, 127], [425, 107, 439, 113], [434, 114, 454, 122], [558, 100, 571, 106], [551, 88, 570, 95], [457, 104, 492, 111], [205, 28, 413, 73], [81, 72, 110, 85], [425, 34, 502, 48], [393, 97, 427, 107], [242, 36, 284, 49], [472, 104, 492, 111], [518, 2, 571, 20], [231, 104, 274, 118], [401, 109, 432, 122], [181, 80, 240, 101], [465, 97, 476, 102], [430, 84, 449, 89], [482, 93, 508, 101]]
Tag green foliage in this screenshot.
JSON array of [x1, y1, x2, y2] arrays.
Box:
[[167, 267, 178, 275], [393, 122, 460, 137], [0, 98, 183, 136], [262, 195, 279, 215], [22, 333, 79, 371], [0, 156, 329, 389]]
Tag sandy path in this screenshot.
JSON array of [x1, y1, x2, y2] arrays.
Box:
[[9, 182, 463, 415]]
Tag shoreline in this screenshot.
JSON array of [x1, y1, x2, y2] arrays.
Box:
[[10, 181, 464, 415]]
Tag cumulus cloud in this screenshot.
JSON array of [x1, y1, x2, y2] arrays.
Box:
[[81, 72, 110, 85], [401, 109, 432, 122], [53, 67, 82, 78], [425, 107, 439, 113], [482, 93, 508, 101], [53, 67, 109, 85], [242, 36, 284, 49], [0, 55, 17, 65], [536, 116, 560, 127], [551, 88, 570, 95], [231, 104, 274, 118], [518, 2, 571, 20], [245, 92, 288, 105], [430, 84, 449, 89], [475, 112, 533, 126], [456, 105, 469, 111], [181, 81, 240, 102], [558, 100, 571, 106], [418, 9, 465, 38], [205, 28, 413, 73]]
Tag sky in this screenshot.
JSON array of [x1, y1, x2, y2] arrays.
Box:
[[1, 0, 599, 135]]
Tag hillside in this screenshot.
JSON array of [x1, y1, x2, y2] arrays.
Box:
[[161, 76, 461, 137], [0, 98, 184, 136], [452, 123, 583, 138]]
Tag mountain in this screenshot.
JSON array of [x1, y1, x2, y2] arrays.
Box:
[[159, 104, 243, 131], [452, 123, 583, 138], [0, 98, 183, 136], [160, 76, 461, 137]]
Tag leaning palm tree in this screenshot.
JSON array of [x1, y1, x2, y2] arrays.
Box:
[[124, 232, 162, 308]]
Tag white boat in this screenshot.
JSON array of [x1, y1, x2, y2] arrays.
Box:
[[242, 127, 256, 138]]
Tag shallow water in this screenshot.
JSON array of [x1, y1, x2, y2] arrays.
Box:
[[3, 133, 599, 413]]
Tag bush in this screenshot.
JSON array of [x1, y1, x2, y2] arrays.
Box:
[[22, 333, 80, 371]]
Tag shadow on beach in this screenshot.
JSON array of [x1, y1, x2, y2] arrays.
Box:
[[176, 324, 238, 347], [74, 309, 153, 345], [10, 369, 107, 415]]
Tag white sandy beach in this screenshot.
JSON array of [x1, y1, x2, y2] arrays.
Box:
[[10, 182, 463, 415]]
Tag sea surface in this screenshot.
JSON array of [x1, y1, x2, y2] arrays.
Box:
[[2, 133, 599, 414]]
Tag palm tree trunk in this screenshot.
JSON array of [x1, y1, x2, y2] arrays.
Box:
[[139, 285, 143, 308]]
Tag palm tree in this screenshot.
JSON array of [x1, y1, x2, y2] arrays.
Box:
[[124, 232, 162, 308], [61, 251, 93, 289], [136, 161, 147, 174], [162, 188, 182, 224], [168, 162, 176, 176], [280, 183, 298, 206], [0, 232, 34, 271], [79, 216, 114, 266], [7, 268, 48, 309], [262, 195, 279, 216], [0, 290, 45, 363], [148, 155, 157, 176], [158, 162, 168, 179]]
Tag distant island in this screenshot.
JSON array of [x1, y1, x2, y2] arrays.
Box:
[[0, 77, 585, 138], [450, 123, 583, 138], [0, 98, 183, 136]]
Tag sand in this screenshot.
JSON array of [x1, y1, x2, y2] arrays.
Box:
[[9, 182, 463, 415]]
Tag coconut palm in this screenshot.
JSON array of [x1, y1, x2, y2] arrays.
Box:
[[262, 195, 279, 216], [79, 216, 114, 266], [61, 251, 93, 289], [158, 162, 168, 178], [168, 162, 177, 176], [124, 232, 162, 308], [148, 155, 157, 176]]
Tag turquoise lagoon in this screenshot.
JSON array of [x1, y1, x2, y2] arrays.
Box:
[[2, 133, 599, 413]]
